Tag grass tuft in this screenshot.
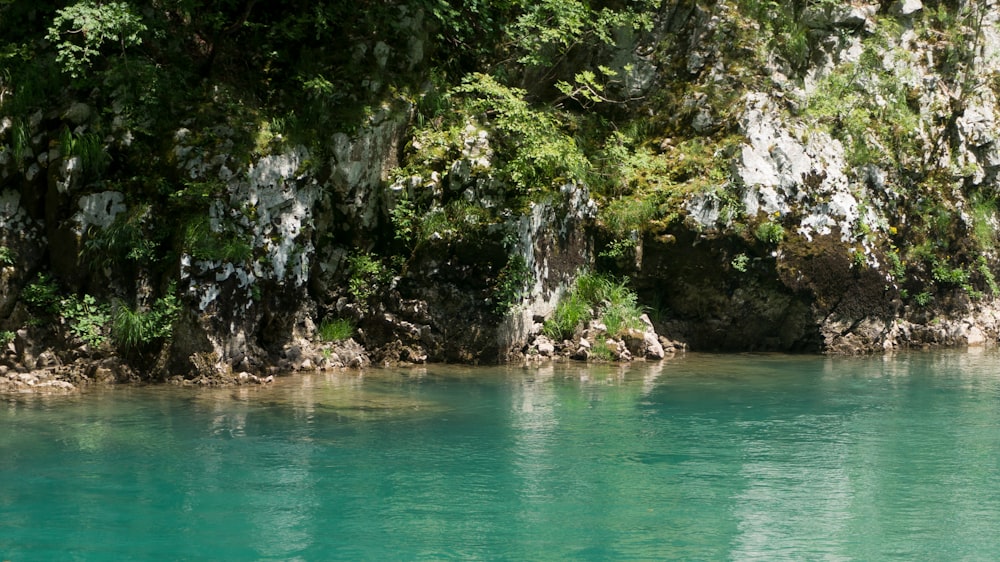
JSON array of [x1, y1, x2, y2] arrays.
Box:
[[543, 272, 644, 340], [318, 318, 355, 342]]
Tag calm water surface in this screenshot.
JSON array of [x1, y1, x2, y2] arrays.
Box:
[[3, 351, 1000, 560]]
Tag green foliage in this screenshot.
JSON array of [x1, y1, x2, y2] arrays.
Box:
[[662, 137, 734, 191], [914, 291, 933, 306], [601, 293, 642, 337], [806, 37, 922, 170], [928, 257, 990, 299], [422, 0, 509, 63], [556, 65, 638, 106], [0, 41, 63, 116], [84, 204, 158, 270], [9, 118, 29, 168], [169, 181, 225, 211], [513, 0, 654, 67], [969, 192, 997, 251], [59, 127, 109, 179], [390, 192, 419, 249], [182, 216, 253, 263], [543, 272, 643, 340], [977, 256, 1000, 297], [492, 254, 532, 314], [851, 249, 866, 269], [932, 260, 969, 286], [734, 0, 826, 70], [61, 294, 111, 347], [347, 252, 390, 302], [594, 131, 736, 236], [586, 274, 643, 336], [390, 193, 497, 250], [754, 221, 785, 245], [599, 238, 635, 260], [22, 273, 61, 315], [887, 249, 906, 281], [111, 292, 180, 353], [601, 196, 660, 238], [0, 246, 14, 266], [919, 1, 989, 98], [595, 131, 680, 197], [47, 1, 146, 78], [542, 291, 590, 341], [590, 340, 617, 361], [573, 272, 618, 307], [318, 318, 355, 343], [731, 253, 750, 273], [0, 331, 13, 346], [453, 73, 590, 191]]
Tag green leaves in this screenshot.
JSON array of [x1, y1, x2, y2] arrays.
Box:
[[556, 66, 622, 106], [347, 252, 391, 303], [59, 127, 109, 179], [513, 0, 653, 67], [22, 274, 61, 315], [47, 1, 146, 78], [454, 73, 590, 191], [62, 294, 111, 347], [492, 254, 532, 314]]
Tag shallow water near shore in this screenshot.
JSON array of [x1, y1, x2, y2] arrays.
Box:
[[3, 350, 1000, 560]]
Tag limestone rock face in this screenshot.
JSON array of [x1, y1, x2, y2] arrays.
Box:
[[9, 0, 1000, 388], [625, 0, 1000, 354]]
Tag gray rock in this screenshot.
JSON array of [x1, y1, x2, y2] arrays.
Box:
[[894, 0, 922, 16], [644, 332, 665, 360], [63, 102, 92, 125]]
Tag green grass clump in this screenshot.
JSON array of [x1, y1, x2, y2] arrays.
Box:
[[542, 291, 591, 341], [969, 192, 997, 251], [182, 215, 253, 263], [543, 272, 644, 340], [754, 221, 785, 245], [59, 127, 109, 179], [111, 293, 179, 353], [318, 318, 355, 342], [590, 340, 617, 361]]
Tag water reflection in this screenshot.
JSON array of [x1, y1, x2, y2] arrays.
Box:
[[4, 350, 1000, 560], [511, 364, 557, 508]]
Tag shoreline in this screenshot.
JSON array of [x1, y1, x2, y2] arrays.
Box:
[[5, 343, 998, 395]]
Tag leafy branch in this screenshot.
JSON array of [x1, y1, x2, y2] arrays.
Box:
[[46, 1, 146, 78], [555, 65, 645, 107]]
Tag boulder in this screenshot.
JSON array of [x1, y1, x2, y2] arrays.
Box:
[[535, 336, 555, 357]]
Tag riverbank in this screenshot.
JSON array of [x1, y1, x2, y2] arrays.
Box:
[[5, 314, 999, 394], [6, 2, 1000, 385]]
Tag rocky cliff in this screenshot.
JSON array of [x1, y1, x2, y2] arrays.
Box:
[[2, 0, 1000, 388]]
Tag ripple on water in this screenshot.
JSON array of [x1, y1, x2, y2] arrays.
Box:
[[3, 351, 1000, 560]]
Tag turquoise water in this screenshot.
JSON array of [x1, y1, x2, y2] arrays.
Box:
[[3, 351, 1000, 560]]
